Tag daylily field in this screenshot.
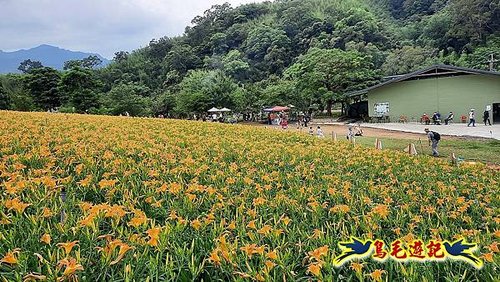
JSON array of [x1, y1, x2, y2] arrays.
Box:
[[0, 111, 498, 281]]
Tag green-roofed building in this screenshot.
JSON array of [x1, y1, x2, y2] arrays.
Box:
[[350, 65, 500, 123]]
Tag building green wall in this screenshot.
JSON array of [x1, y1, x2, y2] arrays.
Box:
[[367, 74, 500, 122]]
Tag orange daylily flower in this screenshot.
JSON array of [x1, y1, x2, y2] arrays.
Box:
[[57, 241, 79, 255], [40, 234, 51, 245], [5, 198, 31, 213], [208, 249, 221, 265], [307, 263, 322, 276], [41, 207, 55, 218], [99, 178, 118, 189], [257, 225, 272, 235], [110, 243, 134, 265], [266, 250, 278, 260], [0, 249, 20, 265], [370, 269, 386, 282], [191, 219, 202, 230], [308, 245, 329, 262], [482, 252, 494, 262], [372, 204, 390, 218], [227, 221, 236, 230], [146, 227, 161, 247], [239, 244, 265, 258], [350, 262, 364, 273], [246, 220, 257, 229], [128, 209, 148, 227], [57, 257, 84, 277]]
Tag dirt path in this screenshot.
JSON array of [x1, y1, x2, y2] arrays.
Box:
[[245, 122, 427, 139], [310, 123, 425, 139], [245, 122, 489, 141]]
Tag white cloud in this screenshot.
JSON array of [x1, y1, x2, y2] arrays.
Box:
[[0, 0, 267, 58]]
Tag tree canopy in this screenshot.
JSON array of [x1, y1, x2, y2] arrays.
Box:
[[2, 0, 498, 116]]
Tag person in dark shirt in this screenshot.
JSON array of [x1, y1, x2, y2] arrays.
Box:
[[483, 110, 491, 126], [425, 128, 440, 157], [444, 112, 454, 125]]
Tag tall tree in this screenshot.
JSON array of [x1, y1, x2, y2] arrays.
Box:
[[113, 51, 129, 63], [64, 55, 103, 70], [60, 67, 101, 112], [152, 91, 176, 117], [381, 46, 438, 75], [285, 48, 378, 115], [18, 59, 43, 74], [24, 67, 62, 110], [0, 84, 10, 110], [104, 83, 152, 116], [243, 25, 291, 78], [164, 44, 202, 75], [447, 0, 500, 50], [0, 74, 34, 111], [175, 70, 239, 115]]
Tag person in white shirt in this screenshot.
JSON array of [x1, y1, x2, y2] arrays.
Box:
[[467, 109, 475, 127], [316, 126, 324, 138]]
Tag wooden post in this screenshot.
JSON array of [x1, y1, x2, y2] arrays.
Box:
[[60, 188, 67, 224], [407, 143, 417, 155], [450, 152, 457, 165], [375, 139, 383, 150]]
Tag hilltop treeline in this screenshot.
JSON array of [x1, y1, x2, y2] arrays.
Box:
[[1, 0, 499, 116]]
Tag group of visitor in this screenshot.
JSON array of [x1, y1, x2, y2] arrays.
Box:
[[421, 112, 454, 125], [308, 126, 324, 137], [267, 112, 289, 126], [467, 109, 492, 127], [421, 108, 492, 126]]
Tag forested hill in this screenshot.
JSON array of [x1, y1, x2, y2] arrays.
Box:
[[1, 0, 499, 116]]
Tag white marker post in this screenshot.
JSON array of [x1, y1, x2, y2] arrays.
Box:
[[451, 152, 457, 166], [407, 143, 417, 155]]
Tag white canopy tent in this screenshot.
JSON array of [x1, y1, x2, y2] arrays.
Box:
[[208, 107, 221, 113]]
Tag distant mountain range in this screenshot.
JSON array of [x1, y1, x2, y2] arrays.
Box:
[[0, 44, 110, 73]]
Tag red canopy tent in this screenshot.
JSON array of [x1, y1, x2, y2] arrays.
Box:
[[270, 106, 289, 112]]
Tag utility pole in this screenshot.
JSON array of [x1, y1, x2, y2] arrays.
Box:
[[487, 54, 499, 71]]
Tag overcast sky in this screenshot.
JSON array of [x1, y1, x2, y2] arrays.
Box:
[[0, 0, 265, 58]]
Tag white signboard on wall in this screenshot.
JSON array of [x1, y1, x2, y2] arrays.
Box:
[[374, 102, 389, 116]]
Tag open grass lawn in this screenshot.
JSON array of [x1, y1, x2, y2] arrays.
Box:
[[354, 136, 500, 165]]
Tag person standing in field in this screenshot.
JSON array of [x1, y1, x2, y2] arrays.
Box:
[[467, 109, 475, 127], [316, 126, 324, 138], [280, 118, 288, 129], [308, 126, 314, 135], [483, 109, 491, 126], [347, 125, 354, 140], [424, 128, 440, 157]]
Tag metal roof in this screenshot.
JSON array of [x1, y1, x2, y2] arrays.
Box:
[[347, 65, 500, 97]]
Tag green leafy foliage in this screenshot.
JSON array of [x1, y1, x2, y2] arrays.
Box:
[[24, 67, 62, 110], [174, 70, 240, 116], [285, 48, 379, 114], [0, 74, 35, 111], [17, 59, 43, 74], [3, 0, 499, 116], [60, 67, 101, 112], [0, 83, 10, 110], [103, 83, 152, 117]]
